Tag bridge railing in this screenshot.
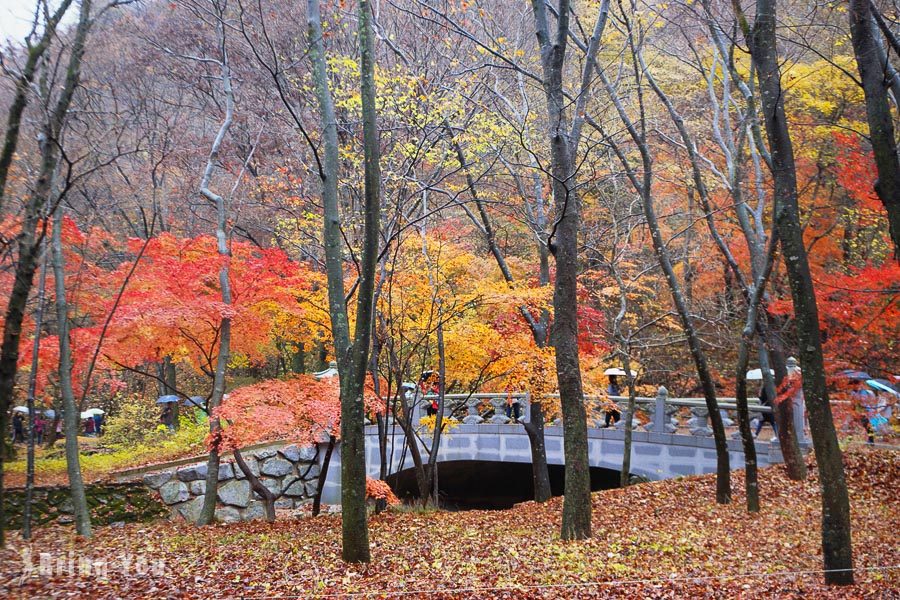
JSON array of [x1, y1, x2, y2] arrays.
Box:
[[410, 386, 802, 442]]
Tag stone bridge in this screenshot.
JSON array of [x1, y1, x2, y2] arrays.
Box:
[[317, 387, 808, 504]]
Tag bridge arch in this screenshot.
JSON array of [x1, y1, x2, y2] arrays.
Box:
[[387, 460, 622, 510]]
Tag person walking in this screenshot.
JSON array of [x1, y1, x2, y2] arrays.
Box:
[[754, 383, 778, 439], [34, 415, 45, 445], [604, 375, 621, 427], [11, 412, 24, 443]]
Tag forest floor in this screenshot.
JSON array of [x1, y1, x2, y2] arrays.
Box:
[[0, 447, 897, 598]]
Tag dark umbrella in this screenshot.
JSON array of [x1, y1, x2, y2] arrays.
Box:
[[838, 369, 872, 381], [156, 394, 180, 404]]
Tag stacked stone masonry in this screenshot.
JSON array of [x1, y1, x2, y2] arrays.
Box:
[[3, 483, 166, 529], [143, 444, 320, 523]]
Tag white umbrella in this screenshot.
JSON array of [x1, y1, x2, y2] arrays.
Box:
[[12, 406, 29, 413], [83, 408, 104, 417], [80, 411, 92, 419], [603, 367, 637, 377], [746, 368, 774, 381]]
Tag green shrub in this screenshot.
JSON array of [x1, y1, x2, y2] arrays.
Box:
[[102, 394, 161, 448]]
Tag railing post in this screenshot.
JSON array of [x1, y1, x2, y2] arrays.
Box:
[[489, 396, 511, 424], [689, 406, 712, 436], [652, 386, 668, 433], [462, 396, 484, 425]]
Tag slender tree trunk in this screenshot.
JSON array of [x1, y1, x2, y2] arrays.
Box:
[[738, 0, 854, 583], [197, 10, 235, 526], [733, 240, 778, 513], [423, 317, 446, 506], [233, 448, 275, 522], [313, 435, 336, 516], [158, 357, 178, 429], [530, 0, 591, 540], [326, 0, 382, 564], [309, 0, 377, 562], [850, 0, 900, 258], [23, 249, 48, 539], [52, 208, 92, 537], [619, 355, 637, 488]]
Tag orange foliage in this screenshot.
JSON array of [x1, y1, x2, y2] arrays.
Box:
[[212, 374, 385, 451], [365, 476, 400, 506]]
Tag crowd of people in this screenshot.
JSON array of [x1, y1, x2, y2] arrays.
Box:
[[9, 410, 103, 444]]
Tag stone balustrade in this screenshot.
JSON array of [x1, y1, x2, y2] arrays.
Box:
[[410, 385, 809, 444]]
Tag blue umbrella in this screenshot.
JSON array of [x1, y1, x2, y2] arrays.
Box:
[[184, 396, 206, 408], [867, 379, 899, 397], [156, 394, 180, 404]]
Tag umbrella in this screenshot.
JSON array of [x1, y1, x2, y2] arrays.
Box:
[[156, 394, 180, 404], [838, 369, 871, 381], [867, 379, 900, 397], [79, 411, 92, 419], [83, 408, 104, 417], [184, 396, 206, 408], [746, 368, 774, 381], [603, 367, 637, 377], [12, 406, 29, 413], [44, 409, 56, 419]]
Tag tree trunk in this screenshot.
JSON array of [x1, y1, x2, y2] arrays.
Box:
[[850, 0, 900, 258], [234, 448, 275, 522], [197, 9, 235, 526], [23, 249, 49, 539], [158, 357, 178, 429], [733, 241, 778, 513], [313, 435, 336, 516], [619, 355, 637, 488], [423, 317, 447, 506], [740, 0, 854, 583], [530, 0, 592, 541], [52, 208, 92, 537]]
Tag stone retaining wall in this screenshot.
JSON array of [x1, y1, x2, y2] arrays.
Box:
[[3, 483, 166, 530], [143, 443, 322, 523]]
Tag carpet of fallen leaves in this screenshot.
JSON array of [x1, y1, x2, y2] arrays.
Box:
[[1, 447, 897, 599]]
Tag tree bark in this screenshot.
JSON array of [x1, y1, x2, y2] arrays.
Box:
[[530, 0, 591, 540], [233, 448, 275, 522], [308, 0, 377, 562], [23, 248, 48, 539], [158, 357, 178, 429], [52, 208, 92, 537], [313, 435, 336, 516], [733, 239, 778, 513], [738, 0, 854, 583], [197, 8, 235, 526], [850, 0, 900, 258]]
